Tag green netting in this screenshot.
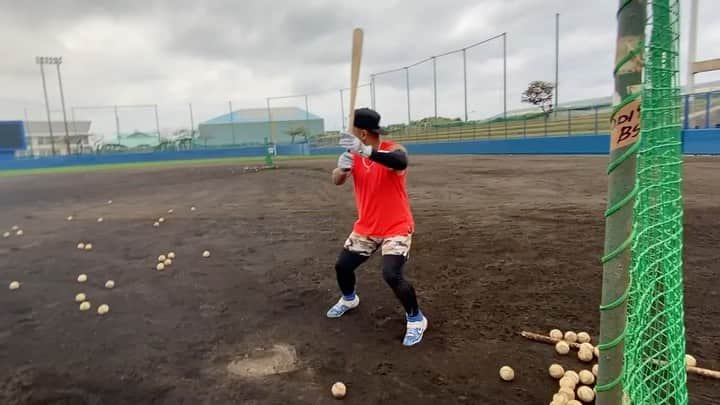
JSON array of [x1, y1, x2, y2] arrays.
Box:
[[623, 0, 688, 403]]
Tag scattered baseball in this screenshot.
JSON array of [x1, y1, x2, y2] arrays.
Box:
[[579, 370, 595, 385], [550, 329, 564, 340], [592, 364, 599, 376], [84, 243, 93, 251], [77, 242, 85, 249], [564, 331, 578, 343], [107, 200, 113, 204], [156, 262, 165, 271], [105, 280, 115, 289], [577, 332, 591, 343], [190, 206, 197, 211], [158, 217, 165, 223], [685, 354, 697, 367], [158, 254, 167, 262], [565, 370, 580, 385], [167, 209, 174, 214], [75, 293, 86, 302], [67, 215, 73, 221], [578, 348, 594, 362], [331, 382, 346, 399], [167, 252, 176, 259], [77, 274, 88, 283], [559, 376, 576, 389], [9, 281, 20, 290], [202, 250, 210, 258], [559, 387, 575, 400], [97, 304, 109, 315], [164, 259, 172, 266], [79, 301, 91, 311], [576, 386, 595, 403], [153, 221, 160, 227], [549, 364, 565, 379], [2, 231, 9, 238], [499, 366, 515, 381], [552, 393, 569, 404], [579, 342, 594, 352], [97, 217, 104, 222], [11, 225, 18, 231], [555, 340, 570, 355], [16, 229, 23, 236]]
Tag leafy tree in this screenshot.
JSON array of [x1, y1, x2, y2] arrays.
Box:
[[521, 80, 555, 117], [286, 127, 309, 144]]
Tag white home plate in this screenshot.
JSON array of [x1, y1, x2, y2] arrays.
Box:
[[227, 344, 298, 377]]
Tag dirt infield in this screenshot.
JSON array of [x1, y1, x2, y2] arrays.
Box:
[[0, 155, 718, 404]]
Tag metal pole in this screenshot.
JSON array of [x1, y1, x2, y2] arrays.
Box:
[[189, 103, 195, 138], [38, 60, 56, 156], [705, 92, 711, 128], [405, 67, 411, 125], [114, 105, 120, 139], [55, 62, 71, 155], [154, 104, 160, 143], [23, 108, 34, 156], [555, 13, 560, 116], [229, 100, 235, 145], [266, 98, 274, 143], [433, 56, 438, 119], [596, 1, 645, 404], [594, 106, 599, 134], [339, 89, 345, 130], [503, 33, 508, 137], [687, 0, 699, 96], [370, 75, 376, 110], [463, 49, 468, 122]]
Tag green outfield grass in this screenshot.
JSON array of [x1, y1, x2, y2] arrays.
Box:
[[0, 155, 334, 177]]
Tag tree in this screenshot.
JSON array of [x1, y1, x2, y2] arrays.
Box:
[[521, 80, 555, 117], [286, 126, 308, 144]]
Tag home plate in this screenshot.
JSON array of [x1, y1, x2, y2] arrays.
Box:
[[227, 344, 298, 377]]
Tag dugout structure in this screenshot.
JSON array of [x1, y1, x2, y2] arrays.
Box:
[[198, 107, 324, 146], [0, 121, 27, 160]]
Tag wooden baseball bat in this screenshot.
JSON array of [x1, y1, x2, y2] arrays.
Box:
[[347, 28, 363, 130]]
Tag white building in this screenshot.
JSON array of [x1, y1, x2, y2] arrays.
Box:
[[18, 121, 93, 157]]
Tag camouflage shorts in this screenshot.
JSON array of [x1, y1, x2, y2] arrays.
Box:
[[343, 233, 412, 257]]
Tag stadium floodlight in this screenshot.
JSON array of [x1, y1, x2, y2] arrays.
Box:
[[36, 55, 71, 155]]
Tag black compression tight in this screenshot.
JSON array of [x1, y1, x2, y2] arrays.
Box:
[[335, 250, 419, 317]]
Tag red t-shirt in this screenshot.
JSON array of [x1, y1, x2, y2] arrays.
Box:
[[351, 140, 414, 237]]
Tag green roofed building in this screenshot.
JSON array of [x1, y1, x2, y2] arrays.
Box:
[[198, 107, 324, 146], [115, 131, 161, 148]]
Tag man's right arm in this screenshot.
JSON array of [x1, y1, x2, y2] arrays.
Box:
[[332, 152, 353, 185], [332, 168, 350, 185]]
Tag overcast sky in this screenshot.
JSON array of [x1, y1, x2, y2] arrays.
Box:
[[1, 0, 718, 138]]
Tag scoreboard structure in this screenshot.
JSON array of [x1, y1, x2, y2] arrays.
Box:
[[0, 121, 27, 160]]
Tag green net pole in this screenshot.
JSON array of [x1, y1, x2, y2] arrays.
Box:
[[596, 1, 646, 404], [623, 0, 688, 403]]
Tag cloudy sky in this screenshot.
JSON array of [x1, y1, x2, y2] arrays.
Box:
[[1, 0, 718, 138]]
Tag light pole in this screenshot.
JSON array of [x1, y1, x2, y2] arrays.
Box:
[[35, 56, 57, 155]]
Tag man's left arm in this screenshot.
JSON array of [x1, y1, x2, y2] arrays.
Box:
[[368, 144, 408, 171]]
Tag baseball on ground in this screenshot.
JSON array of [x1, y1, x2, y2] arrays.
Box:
[[79, 301, 91, 311], [9, 281, 20, 290], [685, 354, 697, 367], [564, 370, 579, 385], [555, 340, 570, 355], [331, 382, 346, 399], [549, 364, 565, 379], [577, 332, 591, 343], [579, 370, 594, 385], [564, 331, 578, 343], [75, 293, 86, 302], [77, 274, 88, 283], [97, 304, 109, 315], [576, 386, 595, 402], [499, 366, 515, 381], [105, 280, 115, 289], [550, 329, 564, 340]]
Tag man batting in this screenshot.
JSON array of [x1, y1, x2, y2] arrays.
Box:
[[327, 107, 427, 346]]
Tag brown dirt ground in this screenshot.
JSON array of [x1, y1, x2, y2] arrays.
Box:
[[0, 155, 718, 405]]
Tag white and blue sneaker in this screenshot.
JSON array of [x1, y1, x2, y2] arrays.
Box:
[[326, 295, 360, 318], [403, 313, 428, 346]]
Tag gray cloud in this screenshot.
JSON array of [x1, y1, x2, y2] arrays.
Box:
[[0, 0, 717, 135]]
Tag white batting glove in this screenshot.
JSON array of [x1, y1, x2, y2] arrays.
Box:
[[337, 152, 354, 171], [339, 132, 372, 157]]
